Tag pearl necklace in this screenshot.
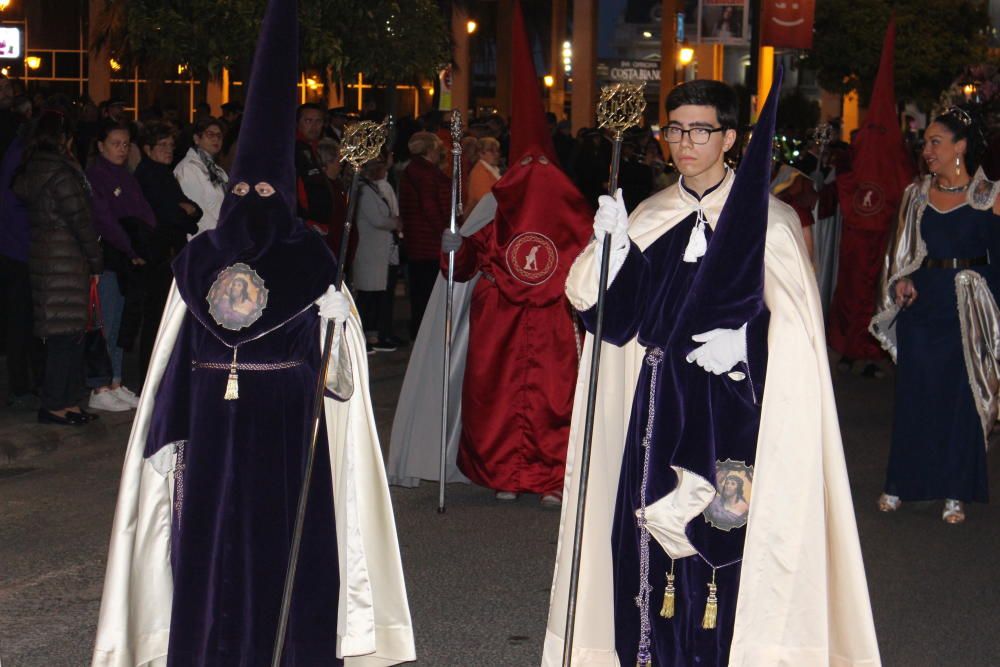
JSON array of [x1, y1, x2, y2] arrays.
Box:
[[933, 178, 969, 193]]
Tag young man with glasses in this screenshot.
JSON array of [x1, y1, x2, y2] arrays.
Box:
[[545, 79, 879, 666]]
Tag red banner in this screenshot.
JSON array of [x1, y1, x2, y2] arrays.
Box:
[[760, 0, 815, 49]]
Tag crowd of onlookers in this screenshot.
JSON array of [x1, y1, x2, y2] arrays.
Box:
[[1, 73, 847, 426]]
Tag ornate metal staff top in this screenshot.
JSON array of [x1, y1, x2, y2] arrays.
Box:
[[450, 109, 464, 218], [340, 119, 389, 168], [597, 82, 647, 140]]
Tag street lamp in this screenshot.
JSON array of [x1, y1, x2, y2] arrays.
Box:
[[678, 46, 694, 66], [543, 74, 555, 88], [24, 55, 40, 70], [467, 20, 478, 34], [109, 58, 122, 72], [562, 40, 572, 74]]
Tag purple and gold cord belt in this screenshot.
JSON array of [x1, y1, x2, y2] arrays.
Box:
[[636, 346, 663, 667]]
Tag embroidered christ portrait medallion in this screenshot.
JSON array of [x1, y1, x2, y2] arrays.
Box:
[[207, 263, 269, 331], [505, 232, 558, 286], [702, 458, 754, 532]]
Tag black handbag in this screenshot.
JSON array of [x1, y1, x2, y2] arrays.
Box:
[[84, 278, 113, 384]]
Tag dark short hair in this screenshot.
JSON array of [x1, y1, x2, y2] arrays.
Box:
[[297, 102, 325, 121], [192, 116, 224, 138], [138, 121, 175, 149], [96, 118, 132, 143], [666, 80, 739, 130], [932, 106, 985, 175]]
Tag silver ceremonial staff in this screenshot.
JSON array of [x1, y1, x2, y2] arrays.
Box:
[[562, 82, 646, 667], [439, 109, 464, 513], [271, 119, 388, 667]]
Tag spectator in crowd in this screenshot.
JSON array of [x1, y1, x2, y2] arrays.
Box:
[[553, 119, 575, 172], [617, 138, 653, 211], [296, 103, 334, 234], [133, 122, 202, 381], [100, 99, 127, 123], [0, 105, 43, 408], [0, 74, 19, 157], [326, 107, 349, 142], [74, 99, 100, 166], [315, 137, 355, 266], [85, 119, 156, 412], [467, 136, 501, 214], [174, 116, 228, 236], [399, 130, 451, 339], [220, 101, 243, 125], [353, 155, 402, 353], [12, 110, 103, 425]]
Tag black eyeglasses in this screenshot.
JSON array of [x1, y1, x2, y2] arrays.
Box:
[[664, 126, 727, 145]]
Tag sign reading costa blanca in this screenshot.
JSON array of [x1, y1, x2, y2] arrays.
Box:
[[597, 59, 660, 86]]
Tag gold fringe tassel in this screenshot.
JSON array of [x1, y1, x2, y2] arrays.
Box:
[[701, 569, 718, 630], [224, 347, 239, 400], [659, 560, 676, 619]]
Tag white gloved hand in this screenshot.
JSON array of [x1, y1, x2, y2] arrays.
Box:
[[593, 188, 630, 287], [316, 285, 351, 324], [685, 323, 748, 375]]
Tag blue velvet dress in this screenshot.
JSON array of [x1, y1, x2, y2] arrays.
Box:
[[885, 203, 1000, 503], [581, 209, 769, 667]]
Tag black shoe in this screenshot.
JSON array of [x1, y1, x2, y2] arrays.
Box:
[[37, 409, 83, 426], [372, 339, 398, 352], [67, 409, 100, 423]]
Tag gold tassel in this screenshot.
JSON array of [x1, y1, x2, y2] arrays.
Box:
[[659, 560, 676, 619], [702, 569, 718, 630], [224, 347, 239, 400]]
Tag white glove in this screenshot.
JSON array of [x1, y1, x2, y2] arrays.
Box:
[[685, 323, 747, 375], [593, 188, 630, 287], [315, 285, 351, 324], [441, 228, 463, 254]]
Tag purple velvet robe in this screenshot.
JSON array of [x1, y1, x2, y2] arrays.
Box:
[[145, 194, 343, 666], [581, 206, 769, 667]]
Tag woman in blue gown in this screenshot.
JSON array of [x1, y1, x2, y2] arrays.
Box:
[[872, 107, 1000, 524]]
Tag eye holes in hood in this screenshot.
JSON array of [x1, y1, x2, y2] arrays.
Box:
[[231, 181, 276, 197]]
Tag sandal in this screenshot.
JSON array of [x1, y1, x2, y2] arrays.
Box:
[[942, 499, 965, 524], [878, 493, 901, 512]]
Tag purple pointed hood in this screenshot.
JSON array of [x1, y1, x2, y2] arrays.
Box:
[[171, 0, 336, 348], [218, 0, 299, 221]]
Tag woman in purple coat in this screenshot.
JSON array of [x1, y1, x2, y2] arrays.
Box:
[[85, 119, 156, 412]]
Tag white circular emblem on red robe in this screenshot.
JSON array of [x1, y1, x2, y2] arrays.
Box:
[[505, 232, 558, 285], [852, 181, 885, 216]]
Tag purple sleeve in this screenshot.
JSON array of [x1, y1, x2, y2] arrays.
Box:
[[90, 188, 137, 258], [578, 241, 650, 346]]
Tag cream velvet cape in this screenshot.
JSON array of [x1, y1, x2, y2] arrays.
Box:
[[543, 173, 881, 667], [91, 284, 415, 667]]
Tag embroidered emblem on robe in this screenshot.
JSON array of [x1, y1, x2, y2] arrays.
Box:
[[505, 232, 559, 285], [207, 262, 269, 331], [702, 458, 754, 531], [852, 181, 886, 216]]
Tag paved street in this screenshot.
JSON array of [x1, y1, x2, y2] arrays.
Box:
[[1, 344, 999, 666]]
